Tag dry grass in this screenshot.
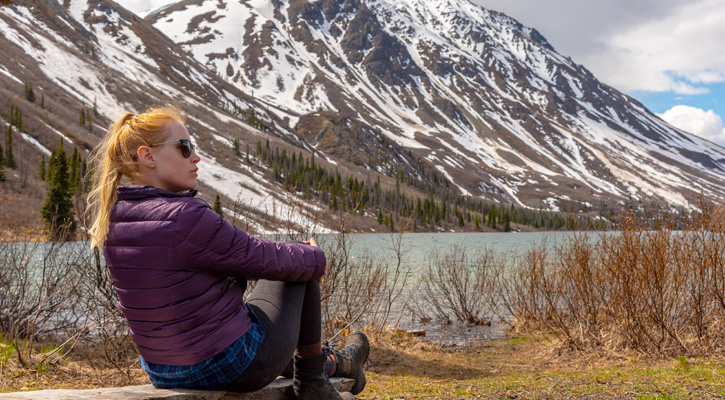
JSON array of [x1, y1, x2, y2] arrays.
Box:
[[2, 329, 725, 399], [0, 338, 147, 393], [361, 332, 725, 399]]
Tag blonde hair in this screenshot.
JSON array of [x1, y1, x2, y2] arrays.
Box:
[[87, 106, 186, 249]]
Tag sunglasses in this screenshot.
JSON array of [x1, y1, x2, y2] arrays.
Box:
[[149, 139, 195, 158]]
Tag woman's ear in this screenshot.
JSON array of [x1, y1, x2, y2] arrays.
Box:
[[137, 146, 156, 169]]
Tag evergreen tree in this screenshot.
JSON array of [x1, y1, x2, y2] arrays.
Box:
[[24, 82, 35, 103], [9, 105, 24, 131], [566, 216, 575, 230], [41, 141, 75, 238], [86, 108, 92, 131], [330, 192, 338, 210], [213, 193, 223, 217], [487, 206, 497, 229], [69, 148, 81, 192], [41, 93, 45, 109], [502, 213, 511, 232], [233, 138, 241, 157], [39, 155, 46, 181], [6, 126, 16, 169], [0, 0, 12, 8], [16, 107, 23, 131], [80, 159, 88, 192]]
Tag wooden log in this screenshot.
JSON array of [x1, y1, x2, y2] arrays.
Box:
[[0, 377, 354, 400]]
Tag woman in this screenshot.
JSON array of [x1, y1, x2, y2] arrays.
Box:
[[86, 106, 368, 399]]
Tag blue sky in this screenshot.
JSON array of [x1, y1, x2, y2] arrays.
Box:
[[474, 0, 725, 146], [119, 0, 725, 147], [633, 83, 724, 115]]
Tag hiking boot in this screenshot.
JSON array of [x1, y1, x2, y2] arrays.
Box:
[[328, 331, 370, 395], [292, 351, 355, 400]]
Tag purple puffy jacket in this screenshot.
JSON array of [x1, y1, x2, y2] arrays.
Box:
[[103, 185, 326, 366]]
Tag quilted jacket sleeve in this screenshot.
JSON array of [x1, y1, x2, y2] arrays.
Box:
[[175, 198, 326, 281]]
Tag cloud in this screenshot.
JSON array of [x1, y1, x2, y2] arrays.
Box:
[[593, 0, 725, 94], [473, 0, 725, 94], [474, 0, 684, 61], [658, 105, 725, 146]]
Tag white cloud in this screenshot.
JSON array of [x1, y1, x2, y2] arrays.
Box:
[[592, 0, 725, 93], [683, 69, 725, 84], [658, 105, 725, 146], [474, 0, 725, 94]]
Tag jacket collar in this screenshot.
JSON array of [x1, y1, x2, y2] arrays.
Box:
[[117, 185, 198, 200]]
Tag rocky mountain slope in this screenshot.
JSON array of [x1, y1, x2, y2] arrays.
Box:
[[1, 0, 723, 236], [147, 0, 725, 211], [0, 0, 341, 234]]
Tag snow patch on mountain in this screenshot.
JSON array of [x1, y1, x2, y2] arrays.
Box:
[[0, 65, 22, 84], [21, 132, 51, 156], [135, 0, 725, 209], [196, 150, 332, 234]]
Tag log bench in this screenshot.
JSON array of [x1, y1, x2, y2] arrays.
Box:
[[0, 377, 354, 399]]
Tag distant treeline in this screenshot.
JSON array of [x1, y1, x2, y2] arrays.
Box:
[[1, 78, 686, 235], [245, 138, 606, 232]]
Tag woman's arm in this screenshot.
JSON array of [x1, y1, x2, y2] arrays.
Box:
[[175, 199, 326, 281]]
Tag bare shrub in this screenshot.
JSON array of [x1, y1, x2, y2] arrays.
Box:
[[597, 216, 685, 353], [320, 218, 388, 338], [419, 245, 502, 325], [550, 231, 604, 345], [0, 230, 85, 366], [75, 246, 138, 378], [499, 237, 558, 333], [676, 201, 725, 349], [318, 207, 418, 339], [373, 231, 413, 333], [0, 217, 139, 379], [501, 202, 725, 357]]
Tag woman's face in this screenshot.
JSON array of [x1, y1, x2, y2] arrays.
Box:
[[148, 120, 200, 193]]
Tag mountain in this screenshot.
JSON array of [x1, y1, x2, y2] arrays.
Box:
[[0, 0, 723, 237], [0, 0, 346, 234], [146, 0, 725, 211]]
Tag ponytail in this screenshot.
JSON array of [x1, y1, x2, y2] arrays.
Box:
[[86, 106, 185, 249]]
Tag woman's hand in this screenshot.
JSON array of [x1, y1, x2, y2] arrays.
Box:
[[306, 238, 322, 282]]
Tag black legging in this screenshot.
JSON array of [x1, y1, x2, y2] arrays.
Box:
[[224, 279, 321, 392]]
